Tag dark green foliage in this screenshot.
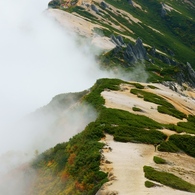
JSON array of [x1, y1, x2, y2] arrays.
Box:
[[130, 82, 145, 89], [147, 85, 159, 89], [97, 108, 162, 130], [32, 121, 107, 194], [158, 140, 180, 153], [165, 115, 195, 134], [158, 134, 195, 157], [113, 126, 166, 144], [153, 156, 167, 164], [132, 107, 142, 112], [96, 108, 166, 144], [145, 180, 156, 188], [84, 78, 125, 110], [143, 166, 195, 192], [169, 135, 195, 157], [157, 106, 186, 119]]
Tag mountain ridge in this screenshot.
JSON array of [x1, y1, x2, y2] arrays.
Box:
[[1, 0, 195, 194]]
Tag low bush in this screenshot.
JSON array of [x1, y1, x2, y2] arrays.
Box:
[[132, 107, 142, 112], [145, 180, 156, 188], [153, 156, 167, 164], [143, 166, 195, 192]]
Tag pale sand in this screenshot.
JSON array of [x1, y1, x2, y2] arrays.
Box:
[[46, 9, 116, 50], [97, 134, 194, 195], [101, 83, 195, 124]]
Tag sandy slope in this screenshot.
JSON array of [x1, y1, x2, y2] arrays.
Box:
[[101, 83, 195, 124], [46, 9, 116, 51], [97, 134, 194, 195], [97, 82, 195, 195]]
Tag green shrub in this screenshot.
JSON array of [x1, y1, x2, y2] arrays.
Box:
[[132, 107, 142, 112], [145, 180, 156, 188], [158, 140, 180, 153], [153, 156, 167, 164], [130, 82, 145, 89], [143, 166, 195, 192], [147, 85, 159, 89]]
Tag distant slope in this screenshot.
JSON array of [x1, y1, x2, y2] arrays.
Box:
[[47, 0, 195, 87]]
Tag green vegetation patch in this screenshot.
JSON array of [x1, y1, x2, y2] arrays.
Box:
[[84, 78, 125, 110], [165, 115, 195, 134], [32, 121, 107, 195], [96, 108, 166, 144], [153, 156, 167, 164], [145, 180, 157, 188], [147, 85, 159, 89], [158, 134, 195, 157], [130, 88, 186, 119], [132, 106, 142, 112], [143, 166, 195, 192], [130, 82, 145, 89]]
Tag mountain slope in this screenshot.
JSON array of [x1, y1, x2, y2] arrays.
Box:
[[47, 0, 195, 87], [30, 79, 195, 195]]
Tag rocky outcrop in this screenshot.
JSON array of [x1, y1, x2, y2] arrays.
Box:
[[175, 62, 195, 88], [110, 36, 148, 66], [111, 35, 125, 47], [161, 3, 167, 17], [100, 1, 109, 9], [124, 38, 148, 65], [91, 4, 99, 14], [148, 46, 177, 66], [127, 0, 134, 5]]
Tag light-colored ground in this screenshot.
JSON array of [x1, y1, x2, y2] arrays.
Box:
[[101, 83, 195, 124], [97, 134, 194, 195], [46, 9, 116, 51], [98, 82, 195, 195]]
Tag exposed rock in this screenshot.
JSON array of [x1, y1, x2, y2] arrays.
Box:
[[100, 1, 108, 9], [161, 3, 167, 17], [48, 0, 61, 8], [148, 46, 178, 66], [91, 4, 99, 14], [174, 62, 195, 88], [124, 38, 148, 65], [127, 0, 134, 5], [111, 35, 125, 47], [162, 81, 178, 92]]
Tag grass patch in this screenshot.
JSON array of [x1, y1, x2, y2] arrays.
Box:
[[145, 180, 157, 188], [132, 107, 142, 112], [84, 78, 125, 111], [147, 85, 159, 89], [143, 166, 195, 192], [130, 82, 145, 89], [153, 156, 167, 164], [158, 134, 195, 157]]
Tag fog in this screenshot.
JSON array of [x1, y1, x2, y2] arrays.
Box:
[[0, 0, 105, 182], [0, 0, 148, 193]]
